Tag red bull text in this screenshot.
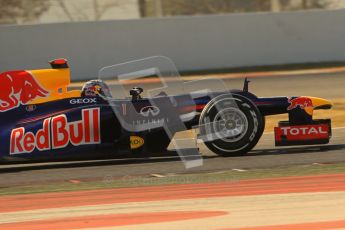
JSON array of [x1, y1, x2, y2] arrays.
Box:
[[10, 108, 101, 154]]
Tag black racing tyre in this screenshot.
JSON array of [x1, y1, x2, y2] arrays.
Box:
[[199, 94, 264, 157]]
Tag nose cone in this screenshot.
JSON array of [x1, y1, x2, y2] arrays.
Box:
[[303, 96, 332, 116], [308, 96, 333, 110]]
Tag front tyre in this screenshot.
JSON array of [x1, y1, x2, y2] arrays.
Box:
[[199, 94, 264, 157]]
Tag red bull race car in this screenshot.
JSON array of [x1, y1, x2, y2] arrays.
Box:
[[0, 59, 333, 162]]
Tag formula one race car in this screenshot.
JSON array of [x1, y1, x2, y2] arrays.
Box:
[[0, 59, 333, 162]]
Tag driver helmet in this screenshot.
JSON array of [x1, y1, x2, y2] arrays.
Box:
[[81, 80, 112, 98]]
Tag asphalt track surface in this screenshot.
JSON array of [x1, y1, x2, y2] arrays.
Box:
[[1, 72, 345, 187]]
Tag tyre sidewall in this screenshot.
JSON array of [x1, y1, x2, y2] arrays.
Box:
[[200, 94, 263, 156]]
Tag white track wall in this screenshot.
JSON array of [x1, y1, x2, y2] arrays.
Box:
[[1, 9, 345, 80]]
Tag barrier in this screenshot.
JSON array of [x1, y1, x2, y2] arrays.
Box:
[[1, 9, 345, 80]]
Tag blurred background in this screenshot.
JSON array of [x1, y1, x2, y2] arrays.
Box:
[[1, 0, 345, 25], [1, 0, 345, 82]]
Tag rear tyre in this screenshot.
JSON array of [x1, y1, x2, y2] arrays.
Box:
[[199, 94, 264, 157]]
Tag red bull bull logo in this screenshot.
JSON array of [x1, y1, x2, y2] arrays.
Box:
[[287, 97, 313, 111], [10, 108, 101, 155], [0, 70, 49, 112]]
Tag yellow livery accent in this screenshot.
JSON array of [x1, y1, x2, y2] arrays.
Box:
[[304, 96, 333, 116], [28, 68, 80, 104], [130, 136, 145, 149]]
